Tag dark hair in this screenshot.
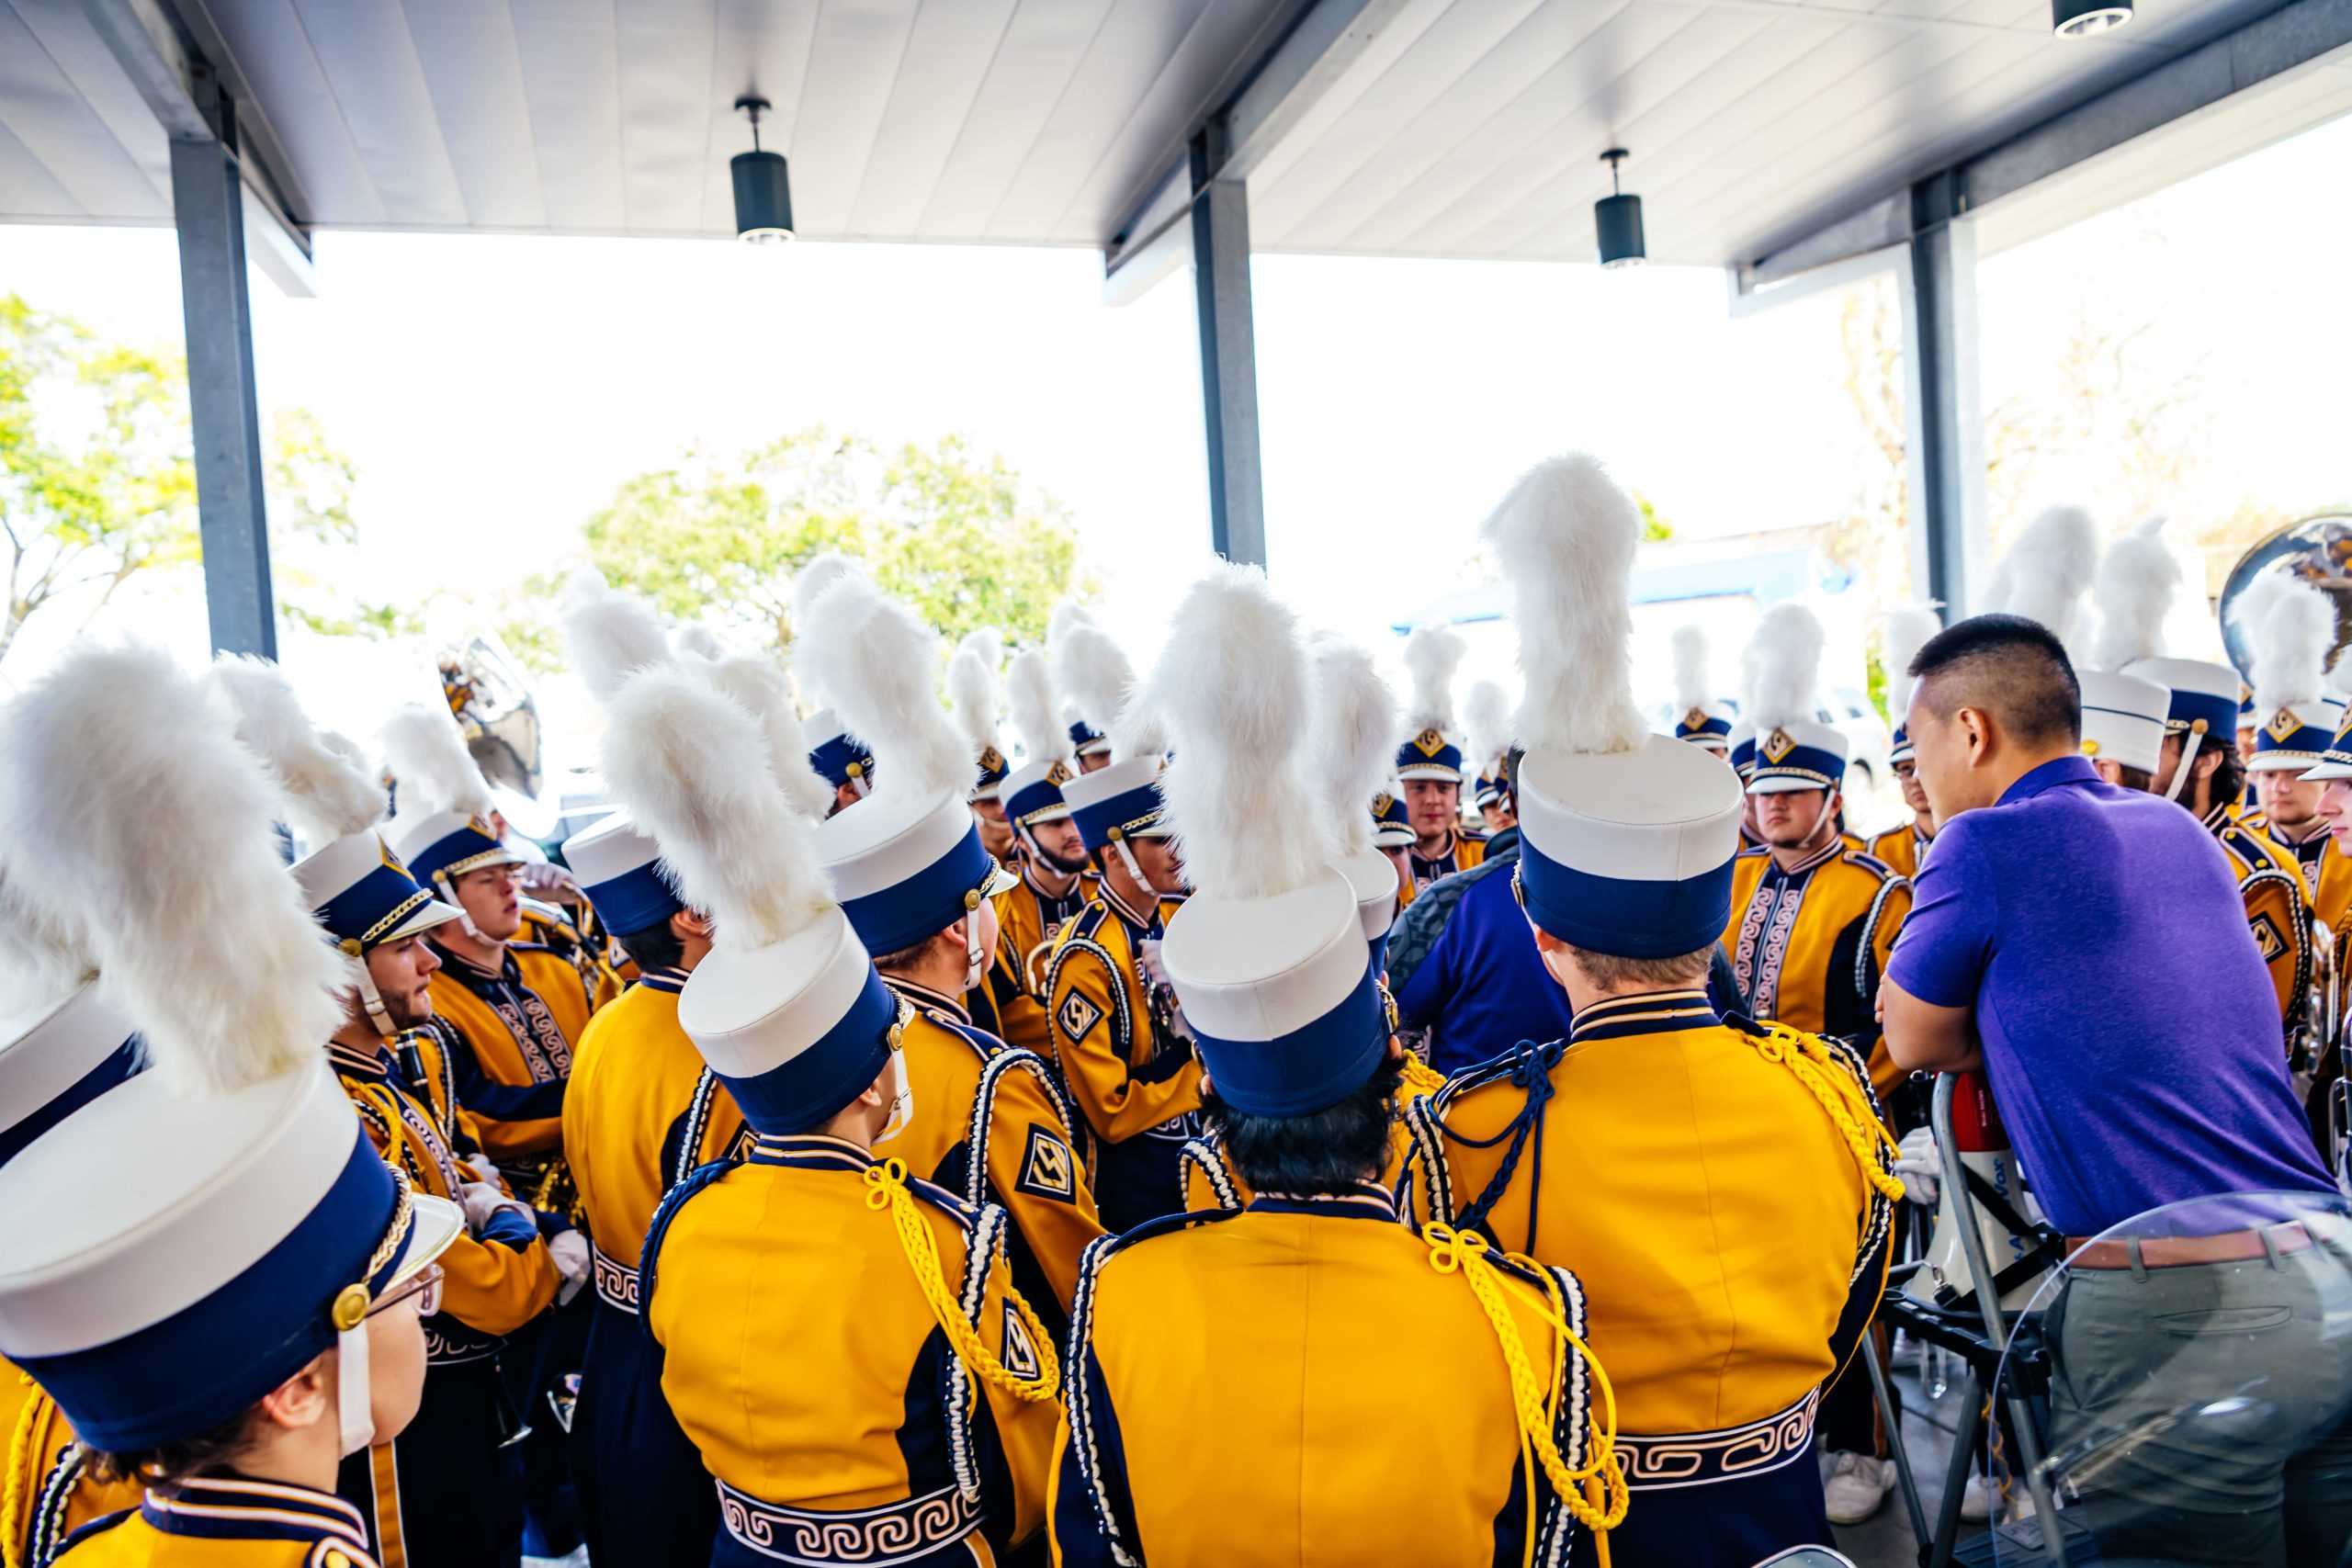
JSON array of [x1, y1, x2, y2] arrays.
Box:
[[1205, 1052, 1405, 1197], [2114, 763, 2154, 793], [91, 1404, 256, 1490], [614, 913, 686, 974], [2205, 741, 2246, 815], [1908, 614, 2080, 748]]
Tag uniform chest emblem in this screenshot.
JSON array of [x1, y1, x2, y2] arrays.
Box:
[[1016, 1124, 1077, 1202], [2268, 707, 2305, 743], [1761, 727, 1797, 763], [1412, 728, 1447, 759], [2250, 912, 2288, 962], [1001, 1300, 1042, 1381], [1057, 989, 1103, 1044]]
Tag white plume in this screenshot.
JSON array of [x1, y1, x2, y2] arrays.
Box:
[[1481, 454, 1648, 755], [1058, 624, 1138, 761], [0, 645, 344, 1094], [2086, 517, 2182, 672], [1148, 562, 1320, 900], [948, 636, 1004, 769], [787, 552, 867, 705], [706, 653, 839, 820], [1006, 649, 1065, 767], [1464, 680, 1513, 776], [957, 627, 1003, 674], [1047, 598, 1096, 653], [1747, 602, 1827, 732], [675, 625, 725, 661], [1988, 504, 2098, 642], [0, 870, 91, 1025], [1883, 605, 1944, 719], [1671, 625, 1713, 716], [1399, 624, 1467, 739], [1306, 637, 1399, 859], [381, 704, 494, 821], [208, 655, 389, 847], [562, 577, 673, 703], [799, 576, 967, 802], [602, 666, 832, 951], [2244, 575, 2336, 714]]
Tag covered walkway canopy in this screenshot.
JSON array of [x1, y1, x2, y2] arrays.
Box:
[[6, 0, 2352, 652]]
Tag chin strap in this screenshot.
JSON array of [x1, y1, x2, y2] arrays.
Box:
[[2165, 724, 2209, 804], [332, 1170, 416, 1457], [961, 888, 989, 993], [1110, 836, 1148, 890], [344, 939, 400, 1039]]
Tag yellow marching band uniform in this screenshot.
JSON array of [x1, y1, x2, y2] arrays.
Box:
[[119, 468, 2352, 1565]]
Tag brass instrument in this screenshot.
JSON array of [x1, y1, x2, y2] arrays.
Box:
[[438, 632, 545, 802]]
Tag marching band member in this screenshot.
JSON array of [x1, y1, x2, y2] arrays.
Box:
[[951, 630, 1015, 862], [1868, 606, 1946, 882], [1465, 678, 1516, 836], [1371, 789, 1418, 908], [1405, 456, 1899, 1566], [2236, 576, 2344, 891], [1725, 718, 1763, 848], [1395, 624, 1486, 891], [0, 747, 147, 1568], [1178, 636, 1447, 1211], [1057, 562, 1623, 1566], [213, 656, 571, 1568], [1721, 604, 1911, 1076], [1049, 602, 1120, 777], [604, 660, 1059, 1567], [791, 552, 880, 816], [989, 649, 1098, 1055], [795, 572, 1105, 1337], [0, 645, 463, 1568], [1670, 624, 1735, 759], [385, 705, 591, 1185]]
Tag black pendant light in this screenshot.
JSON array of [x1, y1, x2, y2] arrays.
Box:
[[1595, 149, 1645, 269], [731, 95, 794, 244], [2052, 0, 2132, 34]]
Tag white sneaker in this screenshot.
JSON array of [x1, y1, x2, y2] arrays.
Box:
[[1825, 1451, 1894, 1524], [1960, 1471, 1994, 1523]]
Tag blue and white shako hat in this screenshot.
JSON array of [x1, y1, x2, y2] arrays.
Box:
[[1395, 624, 1468, 783], [797, 576, 1018, 973], [801, 709, 876, 798], [1487, 456, 1745, 959], [2233, 574, 2344, 775], [1883, 605, 1943, 770], [2298, 705, 2352, 783], [1669, 625, 1734, 754], [0, 983, 141, 1170], [949, 629, 1011, 802], [1725, 717, 1758, 781], [789, 552, 882, 799], [1152, 566, 1387, 1117], [2076, 669, 2169, 777], [205, 657, 467, 1037], [1463, 679, 1514, 808], [1306, 639, 1414, 964], [1370, 789, 1415, 850], [1743, 603, 1848, 795], [1053, 615, 1172, 883], [601, 662, 906, 1138], [1050, 601, 1133, 770], [382, 701, 528, 911], [0, 645, 458, 1458], [1062, 758, 1174, 886], [1001, 647, 1077, 837], [561, 813, 684, 938], [2121, 657, 2240, 801]]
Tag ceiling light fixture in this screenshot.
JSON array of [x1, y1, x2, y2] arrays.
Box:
[[1595, 149, 1645, 269], [2052, 0, 2132, 36], [731, 95, 794, 245]]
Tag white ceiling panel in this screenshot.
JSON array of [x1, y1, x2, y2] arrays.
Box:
[[1, 0, 2344, 274]]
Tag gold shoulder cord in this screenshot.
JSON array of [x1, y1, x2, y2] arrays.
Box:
[[1398, 1052, 1448, 1104], [1423, 1226, 1627, 1568], [864, 1158, 1058, 1404], [1746, 1024, 1905, 1202], [2, 1368, 45, 1568]]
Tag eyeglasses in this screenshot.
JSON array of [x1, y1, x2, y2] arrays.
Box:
[[367, 1263, 444, 1321]]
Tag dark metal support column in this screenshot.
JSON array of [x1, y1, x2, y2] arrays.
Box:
[[1901, 172, 1984, 617], [169, 101, 277, 657], [1189, 128, 1267, 569]]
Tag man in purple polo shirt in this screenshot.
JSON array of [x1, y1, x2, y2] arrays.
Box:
[[1885, 614, 2346, 1561]]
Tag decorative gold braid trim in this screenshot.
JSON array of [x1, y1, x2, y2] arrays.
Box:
[[357, 890, 433, 950]]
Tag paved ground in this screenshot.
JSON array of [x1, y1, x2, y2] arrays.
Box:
[[1831, 1348, 2005, 1567]]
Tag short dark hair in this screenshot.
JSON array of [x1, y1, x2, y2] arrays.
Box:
[[2206, 740, 2246, 813], [1908, 614, 2080, 748], [92, 1404, 256, 1490], [2114, 763, 2154, 793], [614, 914, 685, 974], [1205, 1052, 1405, 1198]]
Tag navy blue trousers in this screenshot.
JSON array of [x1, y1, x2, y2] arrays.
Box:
[[574, 1297, 718, 1567]]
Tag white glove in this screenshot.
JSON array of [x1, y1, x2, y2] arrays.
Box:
[[464, 1153, 502, 1186], [459, 1179, 515, 1235], [1893, 1126, 1941, 1206], [548, 1228, 591, 1305]]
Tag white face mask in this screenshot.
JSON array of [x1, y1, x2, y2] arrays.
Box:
[[878, 1047, 915, 1143]]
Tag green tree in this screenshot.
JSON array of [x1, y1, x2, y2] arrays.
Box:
[[0, 294, 399, 667], [514, 427, 1084, 668]]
